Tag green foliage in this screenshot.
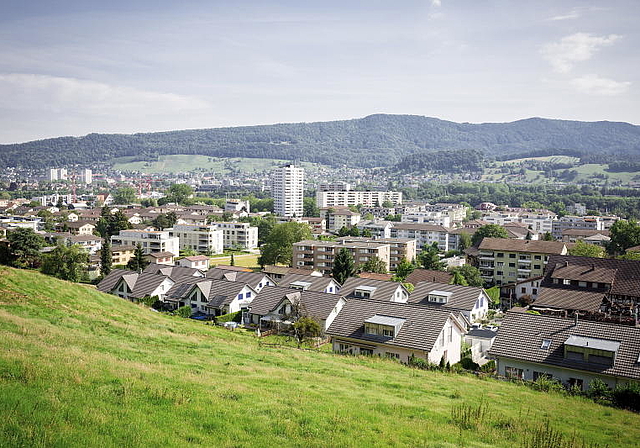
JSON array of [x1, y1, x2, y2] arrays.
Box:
[[618, 251, 640, 261], [303, 197, 319, 217], [138, 295, 161, 308], [458, 232, 472, 251], [471, 224, 509, 246], [611, 382, 640, 412], [449, 264, 484, 287], [230, 254, 235, 266], [542, 232, 555, 241], [417, 243, 446, 271], [127, 243, 149, 272], [450, 271, 469, 286], [259, 222, 312, 266], [485, 286, 500, 307], [292, 316, 322, 346], [113, 187, 137, 205], [215, 311, 242, 323], [333, 247, 356, 285], [359, 255, 387, 274], [402, 282, 415, 293], [587, 378, 611, 401], [100, 238, 112, 277], [393, 257, 415, 282], [40, 243, 89, 282], [3, 228, 45, 268], [96, 207, 131, 238], [164, 184, 194, 205], [176, 305, 192, 318], [152, 212, 177, 230], [395, 148, 485, 174], [568, 240, 606, 258], [608, 219, 640, 254]]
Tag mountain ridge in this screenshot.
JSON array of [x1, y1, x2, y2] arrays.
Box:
[[2, 113, 640, 168]]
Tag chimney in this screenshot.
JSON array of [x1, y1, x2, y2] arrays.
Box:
[[565, 261, 569, 267], [574, 313, 579, 326]]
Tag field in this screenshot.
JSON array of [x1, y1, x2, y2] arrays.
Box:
[[111, 155, 324, 174], [210, 252, 260, 269], [1, 267, 639, 447]]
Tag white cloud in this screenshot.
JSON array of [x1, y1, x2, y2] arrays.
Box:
[[541, 33, 621, 73], [547, 6, 609, 21], [431, 0, 442, 7], [570, 74, 631, 95], [548, 11, 581, 21], [0, 73, 210, 114]]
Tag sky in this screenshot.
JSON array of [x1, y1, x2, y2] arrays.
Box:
[[0, 0, 638, 143]]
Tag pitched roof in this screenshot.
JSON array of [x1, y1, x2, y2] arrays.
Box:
[[143, 264, 204, 281], [357, 272, 394, 281], [130, 273, 172, 298], [206, 268, 272, 288], [146, 251, 174, 258], [405, 269, 453, 286], [409, 281, 483, 312], [549, 263, 617, 284], [562, 229, 610, 237], [326, 298, 461, 352], [543, 255, 640, 298], [278, 273, 337, 292], [211, 264, 252, 272], [489, 311, 640, 381], [247, 286, 296, 315], [532, 288, 606, 313], [391, 223, 449, 232], [183, 255, 210, 261], [165, 278, 249, 308], [478, 238, 567, 254], [339, 277, 406, 302], [96, 269, 131, 293]]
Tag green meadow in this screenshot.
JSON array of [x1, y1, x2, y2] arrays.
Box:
[[0, 266, 638, 447]]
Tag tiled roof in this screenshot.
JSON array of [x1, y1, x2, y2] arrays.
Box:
[[96, 269, 131, 293], [543, 255, 640, 298], [409, 281, 483, 312], [391, 223, 449, 232], [248, 286, 296, 315], [326, 298, 461, 352], [143, 264, 204, 281], [339, 277, 406, 302], [532, 288, 606, 313], [357, 272, 394, 281], [478, 238, 567, 254], [130, 273, 172, 298], [278, 273, 337, 292], [249, 285, 343, 322], [206, 269, 272, 289], [562, 229, 610, 237], [405, 269, 453, 286], [165, 278, 249, 308], [147, 251, 175, 258], [489, 311, 640, 381], [549, 263, 617, 284]]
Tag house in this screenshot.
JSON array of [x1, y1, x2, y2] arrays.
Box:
[[111, 229, 179, 257], [278, 273, 341, 294], [164, 278, 257, 315], [97, 270, 175, 301], [464, 329, 497, 366], [320, 206, 361, 232], [68, 234, 102, 255], [262, 265, 323, 281], [409, 282, 490, 322], [61, 221, 96, 236], [499, 276, 543, 307], [247, 286, 347, 331], [206, 268, 276, 292], [529, 288, 607, 316], [143, 264, 205, 282], [209, 222, 258, 250], [178, 255, 211, 270], [326, 299, 466, 364], [475, 238, 568, 286], [405, 269, 453, 286], [489, 311, 640, 390], [561, 229, 610, 246], [145, 251, 175, 266], [338, 277, 409, 303], [109, 245, 136, 266], [358, 272, 394, 281]]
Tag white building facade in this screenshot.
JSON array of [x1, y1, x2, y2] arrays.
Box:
[[272, 164, 304, 217]]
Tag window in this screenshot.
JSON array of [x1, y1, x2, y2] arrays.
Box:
[[534, 265, 541, 270], [540, 339, 551, 350], [563, 279, 571, 285], [521, 287, 527, 294], [496, 271, 503, 276], [505, 366, 524, 379], [534, 255, 542, 260], [509, 254, 516, 259], [578, 281, 587, 288], [246, 291, 251, 298], [509, 263, 515, 268], [532, 288, 538, 295], [382, 328, 394, 337], [497, 253, 504, 258], [360, 348, 374, 356], [385, 352, 400, 359]]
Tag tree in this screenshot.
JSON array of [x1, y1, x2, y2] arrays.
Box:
[[471, 224, 509, 246], [100, 238, 112, 276], [259, 222, 312, 266], [361, 228, 373, 238], [113, 187, 137, 205], [177, 305, 192, 318], [417, 243, 446, 271], [360, 255, 387, 274], [338, 226, 350, 237], [333, 247, 356, 284], [449, 264, 484, 287], [348, 226, 360, 237], [608, 219, 640, 255], [96, 206, 131, 238], [450, 271, 469, 286], [568, 240, 606, 258], [292, 316, 322, 347], [41, 243, 89, 282], [381, 200, 394, 208], [542, 232, 554, 241], [393, 257, 415, 282], [230, 253, 235, 266], [3, 228, 45, 268], [166, 183, 194, 205], [303, 197, 319, 217], [127, 243, 148, 272], [458, 232, 472, 251]]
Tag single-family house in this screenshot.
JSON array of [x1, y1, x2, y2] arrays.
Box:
[[278, 273, 341, 294], [409, 282, 490, 322], [164, 278, 257, 315], [178, 255, 211, 270], [206, 268, 276, 292], [338, 277, 409, 303]]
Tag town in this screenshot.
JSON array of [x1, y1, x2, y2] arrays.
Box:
[[1, 162, 639, 409]]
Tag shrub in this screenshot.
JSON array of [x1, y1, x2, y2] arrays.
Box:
[[139, 295, 160, 308], [216, 311, 242, 323], [611, 382, 640, 412], [479, 360, 495, 373], [531, 376, 564, 393], [460, 357, 480, 371], [177, 306, 192, 318], [587, 378, 611, 401]]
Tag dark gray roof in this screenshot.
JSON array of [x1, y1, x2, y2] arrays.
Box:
[[479, 238, 567, 254], [409, 282, 484, 312], [278, 273, 337, 292], [466, 329, 497, 339], [489, 311, 640, 381], [339, 277, 406, 302], [97, 269, 131, 293], [405, 269, 453, 286], [165, 278, 251, 308], [143, 264, 204, 281], [130, 273, 172, 298], [206, 268, 272, 289], [326, 298, 463, 352], [532, 288, 606, 313], [249, 285, 344, 321], [248, 286, 296, 315], [165, 277, 203, 301]]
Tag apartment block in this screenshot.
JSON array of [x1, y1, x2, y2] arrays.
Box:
[[111, 229, 180, 256], [551, 216, 606, 239], [167, 224, 224, 255], [476, 238, 568, 286], [389, 223, 450, 252], [272, 164, 304, 217], [293, 240, 391, 275], [316, 190, 402, 208], [336, 236, 417, 269], [401, 211, 452, 227], [211, 222, 258, 250], [320, 207, 361, 232]]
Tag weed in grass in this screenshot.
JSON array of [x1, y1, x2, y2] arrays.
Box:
[[451, 397, 489, 430]]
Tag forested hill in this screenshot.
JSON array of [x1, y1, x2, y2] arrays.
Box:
[[2, 114, 640, 168]]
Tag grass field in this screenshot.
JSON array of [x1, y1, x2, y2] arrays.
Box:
[[210, 253, 259, 269], [111, 155, 323, 174], [0, 267, 638, 447]]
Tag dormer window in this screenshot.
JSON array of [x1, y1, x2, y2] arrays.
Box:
[[427, 290, 453, 304], [364, 315, 405, 339], [290, 280, 311, 291], [563, 335, 619, 367], [354, 285, 377, 299]]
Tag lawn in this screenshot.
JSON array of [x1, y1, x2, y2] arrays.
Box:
[[210, 253, 259, 268], [0, 267, 638, 447]]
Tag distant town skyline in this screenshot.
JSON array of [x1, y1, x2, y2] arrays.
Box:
[[0, 0, 638, 143]]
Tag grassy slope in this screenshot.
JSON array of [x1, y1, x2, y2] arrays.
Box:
[[0, 267, 638, 448]]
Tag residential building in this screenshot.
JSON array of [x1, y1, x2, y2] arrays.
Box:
[[210, 222, 258, 250], [476, 238, 568, 285], [206, 268, 275, 292], [561, 229, 610, 246], [405, 269, 453, 286], [338, 277, 409, 303], [62, 221, 96, 236], [111, 229, 180, 256], [316, 190, 402, 208], [67, 234, 102, 255], [272, 164, 304, 217], [167, 224, 224, 255], [326, 299, 466, 364], [109, 245, 136, 266], [292, 240, 391, 275], [261, 265, 323, 281], [401, 211, 451, 227], [464, 329, 496, 366], [164, 278, 256, 315], [98, 270, 175, 302], [359, 206, 397, 219], [80, 169, 92, 185], [490, 311, 640, 390], [320, 207, 361, 232], [278, 273, 341, 294], [336, 236, 417, 270], [390, 223, 450, 251], [145, 251, 175, 266], [409, 282, 490, 322], [356, 220, 393, 238], [552, 216, 606, 239], [178, 255, 211, 270], [225, 199, 250, 215], [318, 182, 351, 192]]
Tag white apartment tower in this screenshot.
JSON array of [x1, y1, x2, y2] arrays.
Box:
[[272, 164, 304, 217]]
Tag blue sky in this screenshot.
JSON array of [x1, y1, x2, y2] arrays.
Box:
[[0, 0, 638, 143]]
